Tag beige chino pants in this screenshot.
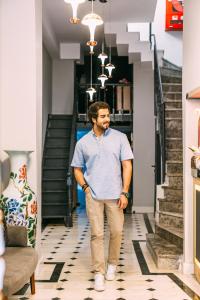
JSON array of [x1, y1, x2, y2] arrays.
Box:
[[86, 193, 124, 274]]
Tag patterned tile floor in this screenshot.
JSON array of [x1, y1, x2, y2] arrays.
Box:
[[10, 209, 200, 300]]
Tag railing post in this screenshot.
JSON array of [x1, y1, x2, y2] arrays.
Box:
[[65, 173, 73, 227]]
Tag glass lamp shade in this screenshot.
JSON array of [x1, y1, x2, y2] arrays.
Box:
[[105, 63, 115, 78], [98, 52, 108, 66], [82, 13, 103, 43], [98, 74, 108, 89], [64, 0, 86, 24], [86, 87, 96, 102]]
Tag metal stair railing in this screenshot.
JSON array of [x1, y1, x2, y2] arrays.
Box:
[[151, 33, 166, 184]]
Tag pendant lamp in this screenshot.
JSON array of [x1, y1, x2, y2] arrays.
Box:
[[82, 0, 103, 53], [86, 53, 96, 102], [64, 0, 86, 24], [98, 67, 108, 89], [98, 42, 108, 67]]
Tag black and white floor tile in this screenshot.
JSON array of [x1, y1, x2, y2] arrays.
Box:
[[10, 210, 200, 300]]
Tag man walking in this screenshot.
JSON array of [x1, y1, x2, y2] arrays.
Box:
[[71, 101, 133, 291]]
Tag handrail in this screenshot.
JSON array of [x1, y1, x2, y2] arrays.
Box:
[[65, 78, 78, 227], [151, 33, 166, 184]]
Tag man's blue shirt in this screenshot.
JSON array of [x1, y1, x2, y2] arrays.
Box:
[[71, 128, 134, 200]]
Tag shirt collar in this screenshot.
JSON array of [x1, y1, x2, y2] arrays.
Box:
[[91, 127, 111, 137]]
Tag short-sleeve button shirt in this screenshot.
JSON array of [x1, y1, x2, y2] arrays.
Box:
[[71, 128, 134, 200]]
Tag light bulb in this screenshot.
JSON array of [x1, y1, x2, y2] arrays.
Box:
[[105, 63, 115, 78]]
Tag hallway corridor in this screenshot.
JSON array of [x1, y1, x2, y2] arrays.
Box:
[[10, 211, 200, 300]]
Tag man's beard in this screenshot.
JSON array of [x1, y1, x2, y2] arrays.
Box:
[[96, 122, 110, 131]]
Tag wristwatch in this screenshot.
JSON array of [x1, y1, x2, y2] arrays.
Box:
[[121, 192, 129, 199]]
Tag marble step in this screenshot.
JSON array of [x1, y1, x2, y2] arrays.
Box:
[[165, 118, 182, 138], [163, 92, 182, 100], [161, 75, 182, 84], [166, 138, 182, 150], [158, 198, 183, 214], [159, 211, 183, 229], [163, 186, 183, 201], [165, 109, 182, 118], [166, 149, 183, 161], [167, 173, 183, 188], [155, 223, 183, 249], [161, 66, 182, 78], [162, 83, 182, 93], [166, 160, 183, 173], [146, 233, 182, 270], [165, 100, 182, 109]]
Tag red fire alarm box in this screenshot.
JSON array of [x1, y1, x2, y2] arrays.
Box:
[[166, 0, 184, 31]]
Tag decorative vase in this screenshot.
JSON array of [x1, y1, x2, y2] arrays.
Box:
[[0, 151, 37, 247]]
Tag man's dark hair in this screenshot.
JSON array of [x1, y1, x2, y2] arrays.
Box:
[[88, 101, 110, 125]]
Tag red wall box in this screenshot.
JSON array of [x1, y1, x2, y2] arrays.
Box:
[[165, 0, 184, 31]]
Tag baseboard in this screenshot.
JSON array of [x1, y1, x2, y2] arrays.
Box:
[[132, 206, 154, 213]]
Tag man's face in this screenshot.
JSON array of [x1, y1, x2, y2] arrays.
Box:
[[93, 108, 110, 130]]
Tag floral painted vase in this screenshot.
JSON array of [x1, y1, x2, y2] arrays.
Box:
[[0, 151, 37, 247]]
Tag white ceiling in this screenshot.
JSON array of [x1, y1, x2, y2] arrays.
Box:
[[43, 0, 157, 57]]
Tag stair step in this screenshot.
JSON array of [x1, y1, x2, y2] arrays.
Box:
[[162, 83, 182, 93], [162, 186, 183, 201], [146, 233, 182, 270], [155, 224, 183, 249], [43, 178, 67, 191], [43, 157, 69, 168], [165, 109, 182, 118], [166, 173, 183, 188], [160, 67, 182, 78], [45, 147, 70, 156], [166, 160, 183, 173], [159, 211, 183, 228], [47, 128, 71, 138], [165, 118, 182, 138], [161, 75, 182, 84], [42, 202, 67, 218], [166, 138, 182, 150], [49, 114, 73, 120], [43, 168, 67, 179], [166, 149, 183, 161], [163, 92, 182, 100], [165, 100, 182, 109], [159, 199, 183, 213], [48, 120, 72, 129]]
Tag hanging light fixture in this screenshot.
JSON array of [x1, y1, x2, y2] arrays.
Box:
[[105, 0, 115, 78], [105, 45, 115, 78], [98, 42, 108, 66], [82, 0, 103, 53], [98, 67, 108, 89], [86, 53, 96, 102], [64, 0, 86, 24]]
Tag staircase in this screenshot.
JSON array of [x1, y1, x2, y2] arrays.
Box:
[[147, 62, 183, 270], [42, 114, 72, 221]]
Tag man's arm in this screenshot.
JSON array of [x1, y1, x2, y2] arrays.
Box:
[[122, 160, 132, 193], [118, 160, 132, 209], [74, 167, 90, 194]]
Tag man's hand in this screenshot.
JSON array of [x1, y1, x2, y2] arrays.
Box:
[[118, 194, 128, 209]]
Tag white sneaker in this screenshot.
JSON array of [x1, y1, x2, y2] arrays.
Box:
[[105, 264, 117, 281], [94, 273, 105, 292]]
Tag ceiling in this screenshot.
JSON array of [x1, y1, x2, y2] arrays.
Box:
[[43, 0, 157, 57]]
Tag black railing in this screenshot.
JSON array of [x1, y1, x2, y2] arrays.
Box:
[[77, 83, 133, 123], [151, 34, 165, 184], [65, 81, 78, 227]]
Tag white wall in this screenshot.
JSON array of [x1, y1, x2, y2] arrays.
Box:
[[133, 62, 155, 212], [0, 0, 42, 247], [182, 0, 200, 274], [52, 60, 74, 114], [42, 45, 52, 147], [152, 0, 183, 67]]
